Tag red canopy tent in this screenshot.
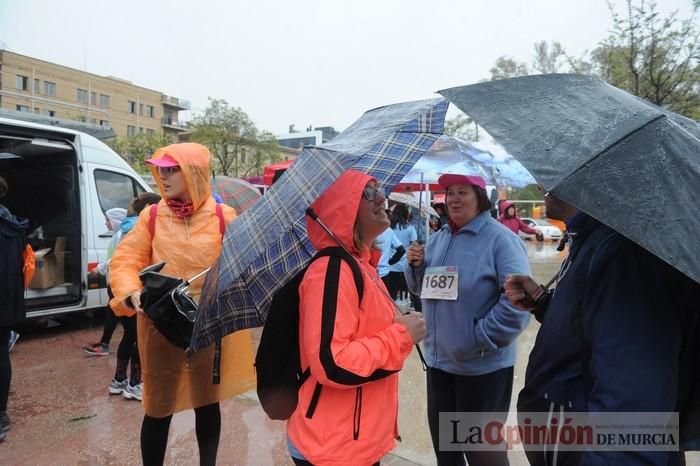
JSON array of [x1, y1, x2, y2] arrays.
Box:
[[263, 159, 295, 186]]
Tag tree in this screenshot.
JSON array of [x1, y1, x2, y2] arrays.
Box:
[[592, 0, 700, 119], [189, 98, 281, 177], [108, 132, 174, 173], [488, 56, 530, 80], [443, 115, 480, 141]]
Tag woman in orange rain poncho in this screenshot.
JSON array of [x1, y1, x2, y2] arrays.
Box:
[[109, 143, 255, 466]]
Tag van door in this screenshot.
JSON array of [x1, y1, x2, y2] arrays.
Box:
[[84, 163, 148, 307]]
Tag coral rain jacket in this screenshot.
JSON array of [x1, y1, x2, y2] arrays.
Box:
[[287, 170, 415, 466]]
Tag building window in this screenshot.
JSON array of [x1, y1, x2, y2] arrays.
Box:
[[147, 105, 155, 118], [100, 94, 110, 108], [147, 129, 154, 135], [139, 127, 144, 134], [34, 79, 40, 93], [127, 125, 136, 136], [15, 105, 29, 112], [100, 120, 109, 127], [46, 110, 56, 117], [91, 118, 97, 124], [139, 103, 144, 115], [91, 92, 97, 105], [34, 107, 40, 114], [77, 116, 87, 122], [44, 81, 56, 96], [16, 75, 29, 90], [127, 100, 136, 113], [77, 88, 88, 103]]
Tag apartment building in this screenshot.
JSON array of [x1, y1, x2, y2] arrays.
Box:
[[0, 49, 189, 139]]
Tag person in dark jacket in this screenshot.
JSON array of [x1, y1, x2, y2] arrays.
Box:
[[504, 189, 699, 466], [0, 176, 29, 442]]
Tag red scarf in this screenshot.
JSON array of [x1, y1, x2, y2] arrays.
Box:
[[166, 199, 195, 219]]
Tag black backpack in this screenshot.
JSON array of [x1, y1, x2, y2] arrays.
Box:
[[255, 246, 364, 420]]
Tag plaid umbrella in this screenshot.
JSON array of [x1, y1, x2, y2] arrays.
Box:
[[190, 98, 448, 352], [210, 176, 262, 215]]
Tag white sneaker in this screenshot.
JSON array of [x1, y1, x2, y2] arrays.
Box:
[[122, 383, 143, 401], [108, 378, 128, 395]]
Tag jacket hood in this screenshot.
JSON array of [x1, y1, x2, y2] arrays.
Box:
[[149, 143, 212, 210], [500, 200, 515, 218], [0, 204, 29, 231], [106, 208, 127, 232], [306, 170, 375, 253]]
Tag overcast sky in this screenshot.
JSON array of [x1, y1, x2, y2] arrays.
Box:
[[0, 0, 695, 134]]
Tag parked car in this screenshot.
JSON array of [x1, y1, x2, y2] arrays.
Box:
[[0, 117, 151, 318], [519, 217, 563, 241]]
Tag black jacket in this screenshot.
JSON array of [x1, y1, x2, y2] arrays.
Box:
[[0, 204, 29, 327]]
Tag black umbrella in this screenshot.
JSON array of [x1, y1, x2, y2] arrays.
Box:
[[440, 74, 700, 283]]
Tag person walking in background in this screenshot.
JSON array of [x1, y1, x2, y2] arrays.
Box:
[[287, 170, 425, 466], [82, 207, 128, 356], [107, 192, 161, 402], [387, 204, 420, 310], [497, 200, 543, 241], [376, 215, 405, 289], [406, 174, 531, 466], [0, 176, 30, 443], [109, 143, 255, 466]]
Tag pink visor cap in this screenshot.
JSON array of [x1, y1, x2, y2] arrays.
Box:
[[437, 174, 487, 191], [145, 154, 179, 168]]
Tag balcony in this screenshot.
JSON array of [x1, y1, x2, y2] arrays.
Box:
[[161, 117, 189, 131], [161, 95, 191, 110]]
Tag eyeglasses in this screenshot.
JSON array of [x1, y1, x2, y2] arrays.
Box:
[[157, 166, 181, 177], [362, 184, 385, 202]]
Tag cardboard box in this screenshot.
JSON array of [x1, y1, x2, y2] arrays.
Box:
[[29, 237, 66, 289]]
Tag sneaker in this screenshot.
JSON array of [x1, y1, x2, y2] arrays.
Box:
[[83, 342, 109, 356], [0, 412, 9, 433], [122, 383, 143, 401], [108, 378, 128, 395], [8, 331, 19, 353]]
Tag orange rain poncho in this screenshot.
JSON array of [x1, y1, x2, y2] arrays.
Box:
[[109, 143, 255, 418]]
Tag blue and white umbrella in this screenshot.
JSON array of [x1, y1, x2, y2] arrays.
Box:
[[399, 135, 536, 189], [191, 98, 448, 352]]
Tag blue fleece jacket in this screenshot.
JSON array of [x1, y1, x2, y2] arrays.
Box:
[[405, 211, 531, 376]]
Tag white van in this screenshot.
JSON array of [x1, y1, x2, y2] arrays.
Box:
[[0, 117, 152, 318]]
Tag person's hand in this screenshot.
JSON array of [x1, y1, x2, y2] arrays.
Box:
[[394, 311, 426, 344], [406, 242, 425, 268], [126, 290, 144, 314], [503, 274, 545, 311]]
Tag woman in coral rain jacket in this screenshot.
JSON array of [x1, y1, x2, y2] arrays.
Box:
[[498, 200, 543, 241], [109, 143, 255, 466], [287, 170, 426, 466]]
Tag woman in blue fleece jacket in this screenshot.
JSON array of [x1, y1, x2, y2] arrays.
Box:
[[406, 174, 531, 466]]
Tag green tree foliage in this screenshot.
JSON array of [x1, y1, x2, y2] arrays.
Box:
[[107, 132, 174, 173], [189, 98, 281, 177], [488, 56, 530, 80], [592, 0, 700, 119], [443, 115, 480, 141]]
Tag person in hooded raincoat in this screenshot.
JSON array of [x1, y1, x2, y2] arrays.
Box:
[[287, 170, 426, 466], [109, 143, 255, 466], [498, 200, 544, 241]]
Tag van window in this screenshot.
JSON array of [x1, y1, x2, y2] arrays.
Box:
[[94, 169, 146, 212]]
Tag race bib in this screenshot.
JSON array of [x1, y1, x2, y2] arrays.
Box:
[[421, 266, 459, 300]]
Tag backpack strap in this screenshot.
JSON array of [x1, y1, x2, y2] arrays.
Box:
[[215, 203, 225, 236], [313, 247, 364, 304], [149, 204, 158, 237]]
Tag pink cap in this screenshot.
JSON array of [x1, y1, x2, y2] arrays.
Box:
[[145, 154, 179, 168], [438, 174, 486, 191]]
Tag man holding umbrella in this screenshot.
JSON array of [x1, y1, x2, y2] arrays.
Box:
[[504, 190, 699, 466]]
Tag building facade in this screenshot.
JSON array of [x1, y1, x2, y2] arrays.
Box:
[[0, 50, 189, 139]]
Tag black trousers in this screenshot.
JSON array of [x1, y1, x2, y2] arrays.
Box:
[[427, 366, 514, 466], [0, 327, 10, 413]]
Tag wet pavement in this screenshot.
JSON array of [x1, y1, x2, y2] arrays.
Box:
[[3, 240, 695, 465]]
